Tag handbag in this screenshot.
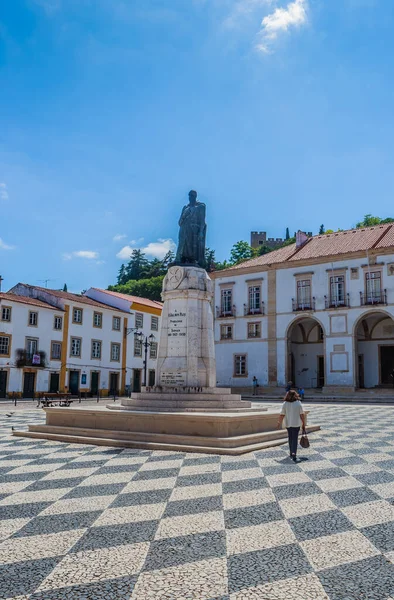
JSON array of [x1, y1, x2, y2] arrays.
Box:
[[300, 428, 310, 449]]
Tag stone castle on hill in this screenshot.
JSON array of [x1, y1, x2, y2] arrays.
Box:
[[251, 230, 313, 250]]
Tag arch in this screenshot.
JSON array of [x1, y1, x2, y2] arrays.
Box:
[[352, 308, 394, 337], [285, 314, 326, 341], [286, 315, 326, 389], [353, 309, 394, 389]]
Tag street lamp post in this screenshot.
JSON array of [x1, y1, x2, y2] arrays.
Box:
[[134, 332, 156, 387]]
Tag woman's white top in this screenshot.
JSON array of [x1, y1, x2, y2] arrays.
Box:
[[280, 400, 304, 428]]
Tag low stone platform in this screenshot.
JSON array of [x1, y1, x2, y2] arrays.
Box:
[[13, 404, 320, 455], [117, 387, 257, 413]]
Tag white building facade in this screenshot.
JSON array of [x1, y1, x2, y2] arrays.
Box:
[[212, 225, 394, 393], [0, 285, 162, 398]]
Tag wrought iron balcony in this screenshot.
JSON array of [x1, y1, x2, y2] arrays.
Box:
[[324, 294, 350, 309], [15, 349, 47, 368], [220, 333, 233, 340], [248, 331, 261, 339], [216, 305, 236, 318], [244, 302, 265, 316], [360, 290, 388, 306], [292, 298, 316, 312]]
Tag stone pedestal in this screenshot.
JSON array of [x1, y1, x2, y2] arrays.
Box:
[[157, 265, 216, 389]]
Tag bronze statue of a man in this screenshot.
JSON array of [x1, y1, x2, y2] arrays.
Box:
[[175, 190, 206, 268]]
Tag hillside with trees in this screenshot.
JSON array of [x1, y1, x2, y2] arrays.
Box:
[[108, 214, 394, 301]]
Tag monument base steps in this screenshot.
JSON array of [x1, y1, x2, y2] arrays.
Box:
[[13, 406, 320, 455]]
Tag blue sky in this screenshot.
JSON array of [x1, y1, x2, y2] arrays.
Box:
[[1, 0, 394, 292]]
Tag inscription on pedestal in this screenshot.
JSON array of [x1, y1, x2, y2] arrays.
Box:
[[161, 371, 186, 386], [168, 311, 187, 351]]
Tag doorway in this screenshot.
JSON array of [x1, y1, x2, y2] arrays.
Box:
[[148, 369, 156, 387], [317, 356, 325, 388], [380, 346, 394, 385], [109, 373, 119, 396], [91, 372, 99, 396], [132, 369, 141, 393], [23, 372, 36, 398], [0, 372, 7, 398], [49, 373, 59, 393], [69, 370, 79, 395], [358, 355, 365, 389]]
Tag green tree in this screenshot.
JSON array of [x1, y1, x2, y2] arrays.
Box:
[[109, 275, 164, 302], [124, 249, 149, 281], [257, 244, 272, 256], [356, 214, 394, 228], [285, 227, 290, 240], [319, 224, 325, 235], [230, 241, 253, 265], [117, 264, 127, 285], [145, 258, 163, 278], [281, 236, 296, 247], [161, 250, 175, 271], [63, 283, 68, 292], [205, 248, 216, 272]]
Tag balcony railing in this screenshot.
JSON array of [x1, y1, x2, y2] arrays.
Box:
[[248, 331, 261, 339], [220, 333, 233, 340], [324, 294, 350, 309], [292, 298, 316, 312], [15, 349, 47, 368], [216, 305, 236, 318], [360, 290, 388, 306], [244, 302, 265, 316]]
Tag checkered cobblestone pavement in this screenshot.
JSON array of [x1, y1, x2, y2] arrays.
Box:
[[1, 404, 394, 599]]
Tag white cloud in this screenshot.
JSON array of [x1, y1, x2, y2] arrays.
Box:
[[224, 0, 274, 28], [116, 238, 176, 261], [63, 250, 99, 261], [116, 245, 134, 260], [0, 238, 15, 250], [142, 239, 176, 259], [0, 183, 9, 201], [113, 234, 127, 242], [257, 0, 308, 52]]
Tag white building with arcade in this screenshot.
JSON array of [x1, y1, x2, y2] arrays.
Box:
[[212, 225, 394, 393]]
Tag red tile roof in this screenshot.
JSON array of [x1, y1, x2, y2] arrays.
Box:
[[0, 292, 60, 310], [91, 288, 163, 310], [217, 224, 394, 273], [12, 285, 128, 312]]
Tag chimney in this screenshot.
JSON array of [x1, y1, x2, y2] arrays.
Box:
[[296, 230, 309, 249]]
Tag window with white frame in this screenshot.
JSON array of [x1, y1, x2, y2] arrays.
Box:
[[29, 311, 38, 326], [221, 289, 232, 315], [134, 336, 142, 357], [151, 316, 159, 331], [0, 335, 10, 356], [26, 338, 38, 357], [91, 340, 102, 359], [73, 308, 83, 324], [247, 322, 261, 339], [54, 316, 63, 330], [111, 343, 121, 362], [93, 312, 102, 328], [135, 313, 143, 329], [248, 286, 261, 313], [51, 342, 62, 360], [1, 306, 11, 322], [297, 280, 312, 308], [112, 316, 121, 331], [71, 337, 81, 357], [234, 354, 247, 377], [220, 324, 233, 340], [149, 342, 158, 359], [330, 275, 345, 306], [366, 271, 382, 302]]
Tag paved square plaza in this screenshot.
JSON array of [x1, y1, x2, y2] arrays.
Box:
[[1, 404, 394, 599]]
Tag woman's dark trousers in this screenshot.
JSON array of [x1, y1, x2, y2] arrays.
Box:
[[287, 427, 300, 456]]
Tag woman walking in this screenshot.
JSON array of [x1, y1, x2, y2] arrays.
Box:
[[277, 389, 306, 463]]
